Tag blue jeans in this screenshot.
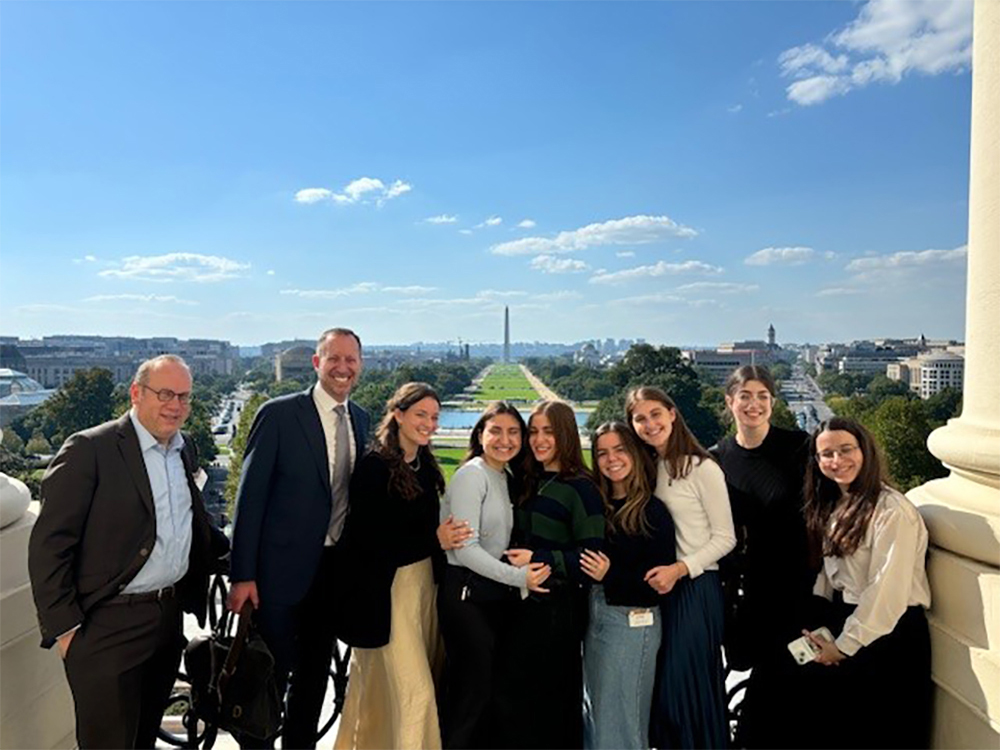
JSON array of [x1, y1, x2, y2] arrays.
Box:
[[583, 587, 661, 749]]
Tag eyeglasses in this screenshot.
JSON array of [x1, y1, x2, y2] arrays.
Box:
[[141, 384, 192, 405], [817, 445, 859, 463]]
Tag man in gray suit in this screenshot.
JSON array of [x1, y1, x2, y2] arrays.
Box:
[[28, 354, 225, 749]]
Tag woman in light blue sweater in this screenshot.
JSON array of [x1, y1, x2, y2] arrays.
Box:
[[438, 402, 551, 749]]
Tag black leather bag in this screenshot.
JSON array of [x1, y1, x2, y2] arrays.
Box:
[[184, 601, 282, 741]]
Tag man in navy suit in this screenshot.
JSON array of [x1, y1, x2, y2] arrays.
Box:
[[228, 328, 370, 748]]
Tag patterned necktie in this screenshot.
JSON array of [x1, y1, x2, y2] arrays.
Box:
[[328, 404, 351, 543]]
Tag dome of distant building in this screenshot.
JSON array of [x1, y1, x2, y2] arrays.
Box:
[[0, 368, 57, 427], [276, 346, 315, 382]]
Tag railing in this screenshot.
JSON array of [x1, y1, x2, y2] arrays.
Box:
[[157, 573, 352, 749], [157, 573, 748, 748]]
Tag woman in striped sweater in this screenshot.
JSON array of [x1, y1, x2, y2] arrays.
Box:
[[498, 400, 605, 750]]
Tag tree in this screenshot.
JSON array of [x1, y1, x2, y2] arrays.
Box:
[[925, 387, 962, 426], [771, 398, 799, 431], [42, 368, 116, 446], [26, 429, 53, 455], [864, 397, 946, 491], [587, 345, 723, 446], [866, 375, 913, 402], [184, 400, 218, 469], [1, 428, 25, 455], [224, 392, 268, 516]]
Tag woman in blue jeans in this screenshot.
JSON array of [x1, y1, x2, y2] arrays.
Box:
[[581, 422, 677, 749]]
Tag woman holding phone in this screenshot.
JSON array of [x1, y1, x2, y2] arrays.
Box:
[[793, 417, 931, 749]]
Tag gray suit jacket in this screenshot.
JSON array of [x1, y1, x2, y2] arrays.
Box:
[[28, 413, 220, 648]]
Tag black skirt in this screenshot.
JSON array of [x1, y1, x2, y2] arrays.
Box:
[[784, 598, 932, 750]]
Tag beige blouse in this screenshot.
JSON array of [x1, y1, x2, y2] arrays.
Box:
[[813, 486, 931, 656]]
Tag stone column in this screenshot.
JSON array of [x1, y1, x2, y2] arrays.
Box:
[[907, 0, 1000, 746]]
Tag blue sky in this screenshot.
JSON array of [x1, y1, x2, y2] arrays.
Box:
[[1, 0, 974, 347]]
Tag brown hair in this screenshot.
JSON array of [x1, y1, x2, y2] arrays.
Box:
[[317, 327, 363, 356], [804, 417, 889, 558], [591, 422, 656, 537], [724, 364, 777, 399], [624, 385, 712, 481], [373, 382, 444, 501], [529, 400, 589, 480]]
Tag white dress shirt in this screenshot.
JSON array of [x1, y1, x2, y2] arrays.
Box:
[[812, 486, 931, 656]]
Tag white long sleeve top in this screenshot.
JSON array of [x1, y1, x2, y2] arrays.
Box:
[[812, 486, 931, 656], [654, 456, 736, 579]]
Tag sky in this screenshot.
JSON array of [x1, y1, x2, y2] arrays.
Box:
[[0, 0, 975, 348]]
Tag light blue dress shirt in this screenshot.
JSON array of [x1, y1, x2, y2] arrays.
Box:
[[123, 409, 194, 593]]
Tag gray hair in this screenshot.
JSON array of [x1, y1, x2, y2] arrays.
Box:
[[132, 354, 190, 386]]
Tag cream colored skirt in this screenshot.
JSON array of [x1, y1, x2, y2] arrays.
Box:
[[335, 557, 443, 750]]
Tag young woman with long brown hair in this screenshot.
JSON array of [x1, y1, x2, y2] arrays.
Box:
[[500, 400, 605, 750], [792, 417, 931, 750], [626, 386, 734, 749], [581, 422, 676, 749], [334, 382, 448, 750], [437, 402, 551, 749]]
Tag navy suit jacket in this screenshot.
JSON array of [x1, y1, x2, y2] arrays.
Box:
[[230, 386, 370, 606]]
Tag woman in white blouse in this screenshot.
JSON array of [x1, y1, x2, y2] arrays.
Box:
[[626, 386, 735, 749], [799, 416, 931, 749]]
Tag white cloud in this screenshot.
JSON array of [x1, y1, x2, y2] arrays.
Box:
[[589, 259, 723, 285], [424, 214, 458, 224], [817, 287, 864, 296], [491, 214, 697, 257], [744, 246, 816, 266], [458, 229, 474, 235], [530, 255, 590, 274], [294, 177, 412, 206], [477, 290, 529, 299], [675, 282, 759, 293], [846, 245, 967, 272], [477, 216, 503, 228], [99, 253, 250, 283], [294, 188, 333, 204], [266, 269, 275, 276], [616, 251, 636, 258], [83, 293, 197, 305], [779, 0, 972, 106], [383, 179, 412, 201], [727, 104, 743, 114], [517, 219, 537, 229], [280, 282, 436, 299], [85, 255, 96, 262], [534, 290, 582, 302], [607, 293, 686, 307]]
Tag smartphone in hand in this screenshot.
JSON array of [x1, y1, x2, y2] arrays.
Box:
[[787, 626, 835, 665]]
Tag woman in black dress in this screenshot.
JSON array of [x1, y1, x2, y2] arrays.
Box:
[[711, 365, 813, 748]]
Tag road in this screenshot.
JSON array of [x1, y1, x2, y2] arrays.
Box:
[[780, 363, 834, 433], [518, 364, 564, 402]]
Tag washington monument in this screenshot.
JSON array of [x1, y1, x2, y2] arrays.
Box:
[[503, 306, 511, 363]]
